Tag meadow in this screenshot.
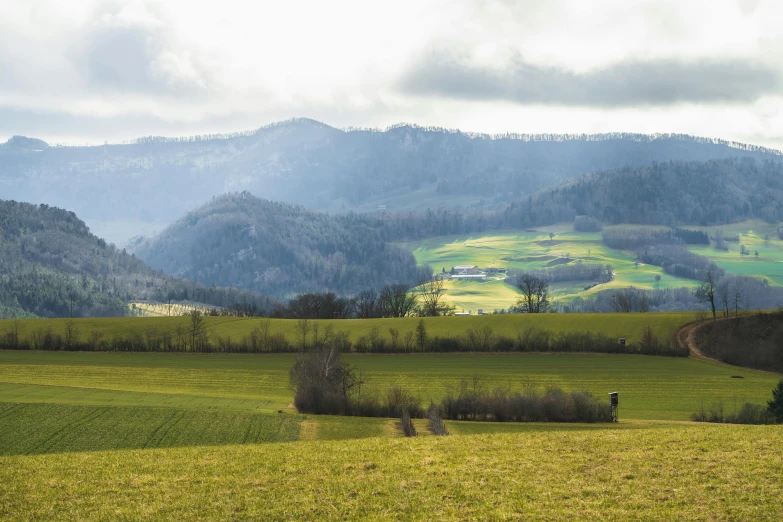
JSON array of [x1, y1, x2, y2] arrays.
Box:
[[2, 424, 782, 520], [0, 310, 700, 348], [399, 220, 783, 311], [0, 350, 777, 420]]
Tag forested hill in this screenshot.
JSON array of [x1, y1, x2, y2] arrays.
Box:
[[339, 157, 783, 241], [0, 200, 275, 318], [502, 157, 783, 228], [132, 192, 430, 298], [1, 118, 780, 243]]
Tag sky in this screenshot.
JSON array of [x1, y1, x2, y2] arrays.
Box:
[[2, 0, 783, 147]]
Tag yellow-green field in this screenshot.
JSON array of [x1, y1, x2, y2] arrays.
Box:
[[399, 220, 783, 311], [1, 350, 777, 420], [2, 424, 782, 520], [0, 311, 700, 347]]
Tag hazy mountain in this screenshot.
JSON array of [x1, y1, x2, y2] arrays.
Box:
[[132, 192, 430, 298], [1, 118, 780, 244], [0, 199, 274, 318], [502, 157, 783, 228]]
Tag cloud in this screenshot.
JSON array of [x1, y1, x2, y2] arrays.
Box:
[[398, 52, 783, 107], [74, 1, 213, 97]]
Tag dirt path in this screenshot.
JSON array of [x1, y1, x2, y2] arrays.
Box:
[[675, 317, 734, 365]]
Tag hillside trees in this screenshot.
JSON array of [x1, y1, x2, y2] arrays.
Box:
[[0, 200, 275, 318], [134, 193, 431, 298]]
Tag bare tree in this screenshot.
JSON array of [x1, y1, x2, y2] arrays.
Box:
[[717, 282, 730, 318], [610, 290, 634, 313], [638, 293, 649, 313], [188, 310, 207, 350], [379, 284, 417, 318], [733, 282, 743, 317], [5, 318, 21, 349], [295, 319, 310, 350], [417, 277, 453, 317], [696, 264, 719, 321], [355, 290, 378, 319], [515, 274, 549, 313], [64, 320, 79, 349]]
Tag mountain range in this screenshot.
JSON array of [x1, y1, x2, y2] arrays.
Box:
[[2, 118, 780, 244]]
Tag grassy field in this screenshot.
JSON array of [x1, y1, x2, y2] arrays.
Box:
[[1, 350, 778, 420], [0, 311, 700, 348], [0, 403, 303, 456], [399, 220, 783, 311], [2, 424, 782, 520]]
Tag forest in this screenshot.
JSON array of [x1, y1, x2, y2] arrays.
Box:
[[133, 192, 431, 299], [0, 200, 276, 318]]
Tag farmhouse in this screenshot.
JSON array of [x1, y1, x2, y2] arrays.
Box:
[[451, 265, 487, 280]]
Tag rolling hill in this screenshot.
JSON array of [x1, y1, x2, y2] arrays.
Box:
[[132, 192, 430, 298], [2, 119, 781, 244], [0, 199, 274, 318]]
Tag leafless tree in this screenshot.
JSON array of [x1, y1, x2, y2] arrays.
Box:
[[417, 277, 453, 317], [189, 310, 207, 350], [64, 320, 79, 349], [696, 264, 719, 321], [733, 283, 743, 317], [355, 290, 378, 319], [515, 274, 549, 313], [295, 319, 310, 350]]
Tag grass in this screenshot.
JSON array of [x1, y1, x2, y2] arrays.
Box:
[[2, 424, 782, 520], [0, 403, 303, 456], [399, 220, 783, 310], [1, 351, 778, 420], [0, 310, 700, 347]]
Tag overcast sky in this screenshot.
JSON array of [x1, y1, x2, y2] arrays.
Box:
[[2, 0, 783, 147]]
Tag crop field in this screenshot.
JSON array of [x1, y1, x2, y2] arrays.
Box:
[[399, 220, 783, 311], [0, 403, 302, 456], [2, 424, 782, 520], [0, 310, 700, 348], [1, 350, 778, 420]]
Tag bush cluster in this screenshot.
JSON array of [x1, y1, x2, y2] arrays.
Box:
[[441, 378, 612, 423], [291, 349, 613, 424]]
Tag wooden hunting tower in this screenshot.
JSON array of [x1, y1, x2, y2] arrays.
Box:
[[608, 392, 618, 422]]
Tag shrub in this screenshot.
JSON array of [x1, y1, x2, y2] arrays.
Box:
[[692, 400, 777, 425], [441, 378, 612, 423]]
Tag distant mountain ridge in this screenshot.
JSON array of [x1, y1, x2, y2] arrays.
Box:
[[2, 118, 781, 244]]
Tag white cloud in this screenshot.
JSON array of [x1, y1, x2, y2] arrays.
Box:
[[1, 0, 783, 147]]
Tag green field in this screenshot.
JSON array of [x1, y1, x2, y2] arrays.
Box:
[[1, 350, 777, 420], [0, 311, 699, 347], [2, 337, 782, 519], [3, 424, 782, 520], [399, 220, 783, 311]]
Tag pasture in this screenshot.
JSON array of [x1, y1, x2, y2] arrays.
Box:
[[399, 220, 783, 311], [2, 424, 782, 520], [0, 311, 699, 347], [0, 350, 777, 420]]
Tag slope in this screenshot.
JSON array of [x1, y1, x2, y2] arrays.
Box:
[[0, 200, 274, 318], [133, 192, 429, 297]]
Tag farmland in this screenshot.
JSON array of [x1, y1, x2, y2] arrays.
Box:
[[0, 310, 700, 347], [2, 424, 782, 520], [399, 220, 783, 311], [0, 350, 778, 421]]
